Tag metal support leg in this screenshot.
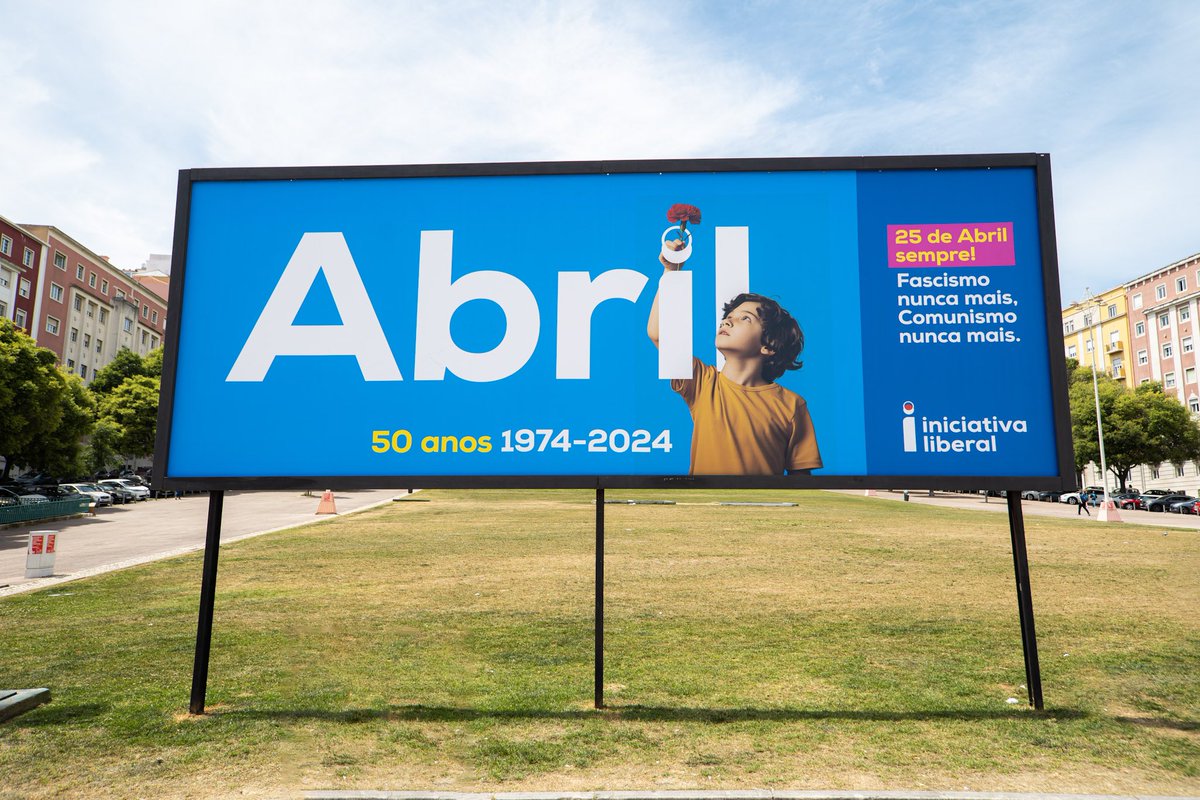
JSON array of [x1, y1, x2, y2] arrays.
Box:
[[189, 490, 224, 715], [1006, 491, 1044, 710], [595, 486, 605, 709]]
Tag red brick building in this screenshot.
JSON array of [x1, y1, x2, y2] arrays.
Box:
[[0, 214, 47, 332]]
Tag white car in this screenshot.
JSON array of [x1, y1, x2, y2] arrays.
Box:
[[99, 478, 150, 501], [60, 483, 114, 507]]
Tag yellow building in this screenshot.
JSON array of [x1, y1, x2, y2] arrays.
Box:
[[1061, 286, 1133, 387]]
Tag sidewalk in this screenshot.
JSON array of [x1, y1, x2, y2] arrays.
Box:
[[302, 791, 1197, 800], [838, 490, 1200, 530], [0, 488, 405, 596]]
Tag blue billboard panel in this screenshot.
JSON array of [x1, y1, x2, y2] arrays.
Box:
[[156, 157, 1073, 489]]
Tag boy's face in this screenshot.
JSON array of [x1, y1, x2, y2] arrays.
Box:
[[717, 301, 774, 358]]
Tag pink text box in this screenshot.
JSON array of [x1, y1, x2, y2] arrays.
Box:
[[887, 222, 1015, 268]]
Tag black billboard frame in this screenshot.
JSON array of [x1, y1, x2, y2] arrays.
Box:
[[160, 154, 1060, 715]]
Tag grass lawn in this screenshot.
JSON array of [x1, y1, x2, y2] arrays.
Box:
[[1, 489, 1197, 799]]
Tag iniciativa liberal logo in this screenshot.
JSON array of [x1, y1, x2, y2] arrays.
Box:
[[902, 401, 1028, 453]]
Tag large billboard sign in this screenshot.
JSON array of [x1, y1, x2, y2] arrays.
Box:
[[155, 155, 1074, 490]]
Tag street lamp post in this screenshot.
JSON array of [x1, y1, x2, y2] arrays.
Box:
[[1085, 290, 1118, 522]]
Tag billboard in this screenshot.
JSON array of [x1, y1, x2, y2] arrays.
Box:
[[154, 155, 1074, 490]]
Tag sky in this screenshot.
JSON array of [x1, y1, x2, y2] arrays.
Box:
[[0, 0, 1196, 305]]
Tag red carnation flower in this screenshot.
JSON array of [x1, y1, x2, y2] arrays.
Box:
[[667, 204, 702, 225]]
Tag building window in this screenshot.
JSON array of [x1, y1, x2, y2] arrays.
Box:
[[150, 335, 159, 349], [142, 304, 149, 318], [70, 328, 78, 343], [1132, 293, 1143, 310], [1112, 358, 1123, 373], [1184, 337, 1194, 353], [49, 283, 64, 302], [76, 264, 85, 279], [1181, 306, 1191, 323], [54, 252, 66, 269], [14, 309, 27, 328], [67, 358, 75, 370], [83, 333, 91, 348], [99, 308, 108, 324], [0, 273, 7, 289], [1150, 464, 1160, 479], [0, 235, 11, 255], [1177, 464, 1186, 478], [1137, 349, 1148, 365], [79, 364, 87, 379], [86, 302, 96, 318], [18, 278, 30, 298], [73, 295, 83, 311], [1187, 367, 1197, 384], [1083, 312, 1093, 327], [1191, 398, 1200, 413], [1165, 372, 1176, 388], [115, 289, 125, 299], [151, 310, 158, 324], [1178, 277, 1188, 293], [96, 338, 103, 353], [1159, 312, 1171, 329], [141, 330, 148, 346], [0, 301, 6, 317], [1110, 331, 1120, 347], [123, 318, 133, 332], [1163, 343, 1174, 359], [88, 272, 97, 288], [1067, 345, 1077, 358], [1064, 321, 1075, 334], [1157, 284, 1168, 300], [1085, 339, 1093, 352], [1108, 304, 1117, 318], [100, 279, 109, 295], [45, 316, 60, 335], [1135, 321, 1146, 336], [22, 248, 34, 267]]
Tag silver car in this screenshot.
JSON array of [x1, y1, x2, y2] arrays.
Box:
[[60, 483, 114, 507]]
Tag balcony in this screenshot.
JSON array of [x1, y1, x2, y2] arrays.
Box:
[[1107, 340, 1124, 353]]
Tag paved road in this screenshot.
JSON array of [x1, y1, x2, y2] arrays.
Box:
[[0, 489, 404, 596]]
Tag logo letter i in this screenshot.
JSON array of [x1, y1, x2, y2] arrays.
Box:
[[902, 401, 917, 452]]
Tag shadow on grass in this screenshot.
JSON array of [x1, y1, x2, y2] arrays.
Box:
[[9, 702, 108, 726], [219, 703, 1089, 724]]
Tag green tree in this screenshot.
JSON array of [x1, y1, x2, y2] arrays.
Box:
[[18, 373, 96, 478], [84, 417, 125, 477], [1069, 367, 1200, 491], [98, 375, 160, 459], [89, 347, 156, 396], [0, 320, 85, 478]]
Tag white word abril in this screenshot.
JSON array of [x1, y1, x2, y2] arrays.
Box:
[[227, 228, 753, 383]]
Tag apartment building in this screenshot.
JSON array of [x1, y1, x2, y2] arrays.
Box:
[[1061, 285, 1132, 387], [0, 214, 47, 331], [20, 225, 168, 383], [1125, 251, 1200, 410]]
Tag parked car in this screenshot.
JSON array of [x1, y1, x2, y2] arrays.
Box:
[[97, 481, 136, 503], [1020, 490, 1040, 500], [1037, 490, 1064, 502], [0, 486, 49, 505], [60, 483, 114, 507], [1142, 489, 1176, 497], [1119, 495, 1147, 510], [1146, 494, 1193, 512], [1059, 491, 1083, 505], [99, 478, 150, 501], [1167, 497, 1198, 514]]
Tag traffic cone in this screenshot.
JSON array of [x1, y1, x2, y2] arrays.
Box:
[[315, 489, 337, 515], [1097, 498, 1123, 523]]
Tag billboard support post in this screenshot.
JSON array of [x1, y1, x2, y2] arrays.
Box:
[[1005, 491, 1044, 710], [189, 490, 225, 715], [594, 486, 605, 709]]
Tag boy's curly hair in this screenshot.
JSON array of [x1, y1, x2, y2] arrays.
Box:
[[722, 292, 804, 382]]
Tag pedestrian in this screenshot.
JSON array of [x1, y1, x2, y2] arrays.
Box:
[[1077, 491, 1090, 516]]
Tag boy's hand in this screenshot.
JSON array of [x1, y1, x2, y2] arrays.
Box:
[[660, 237, 686, 271]]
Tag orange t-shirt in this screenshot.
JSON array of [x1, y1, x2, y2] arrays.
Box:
[[672, 358, 822, 476]]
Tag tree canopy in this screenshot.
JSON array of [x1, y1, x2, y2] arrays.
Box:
[[1067, 359, 1200, 490]]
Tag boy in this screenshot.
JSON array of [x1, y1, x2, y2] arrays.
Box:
[[647, 240, 822, 475]]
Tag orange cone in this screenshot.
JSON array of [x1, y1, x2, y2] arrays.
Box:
[[315, 489, 337, 515]]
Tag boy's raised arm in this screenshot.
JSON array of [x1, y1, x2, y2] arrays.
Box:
[[647, 240, 686, 348]]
